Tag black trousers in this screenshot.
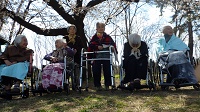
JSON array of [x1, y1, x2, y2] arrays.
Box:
[[92, 60, 111, 87], [122, 55, 148, 84]]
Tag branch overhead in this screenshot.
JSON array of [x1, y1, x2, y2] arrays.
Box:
[[121, 0, 140, 2], [1, 8, 68, 36], [44, 0, 75, 24]]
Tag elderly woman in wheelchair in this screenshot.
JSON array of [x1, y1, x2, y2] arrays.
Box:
[[0, 35, 33, 99], [41, 39, 75, 91], [119, 33, 149, 89], [155, 25, 198, 89]]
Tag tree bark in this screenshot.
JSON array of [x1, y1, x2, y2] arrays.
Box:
[[188, 20, 194, 65]]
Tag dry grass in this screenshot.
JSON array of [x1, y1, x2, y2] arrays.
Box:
[[1, 76, 200, 112]]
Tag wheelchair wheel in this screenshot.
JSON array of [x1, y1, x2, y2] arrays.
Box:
[[78, 87, 82, 93], [31, 67, 39, 91], [71, 73, 78, 91], [148, 81, 156, 91], [22, 88, 29, 98], [64, 83, 70, 95], [72, 64, 79, 91]]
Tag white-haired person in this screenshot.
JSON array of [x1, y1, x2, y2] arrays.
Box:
[[120, 33, 148, 86], [157, 25, 189, 54], [41, 39, 75, 90], [156, 25, 197, 83], [0, 35, 33, 94]]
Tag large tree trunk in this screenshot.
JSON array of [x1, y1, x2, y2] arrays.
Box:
[[188, 20, 194, 65], [74, 18, 92, 80]]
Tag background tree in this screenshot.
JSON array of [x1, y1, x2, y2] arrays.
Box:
[[1, 0, 199, 65], [0, 0, 140, 48], [154, 0, 200, 64]]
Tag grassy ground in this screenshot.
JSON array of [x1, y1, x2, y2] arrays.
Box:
[[1, 78, 200, 112]]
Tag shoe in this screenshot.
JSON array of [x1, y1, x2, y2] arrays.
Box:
[[11, 87, 20, 93], [128, 79, 141, 89], [105, 86, 109, 91]]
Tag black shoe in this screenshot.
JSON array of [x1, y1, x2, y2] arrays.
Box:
[[128, 79, 141, 89]]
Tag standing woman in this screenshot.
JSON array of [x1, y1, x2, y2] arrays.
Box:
[[87, 22, 118, 91], [63, 25, 84, 65], [0, 35, 33, 93]]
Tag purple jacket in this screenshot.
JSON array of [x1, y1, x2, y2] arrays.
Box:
[[44, 47, 75, 63]]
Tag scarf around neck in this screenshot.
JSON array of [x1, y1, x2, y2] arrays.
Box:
[[130, 43, 141, 59], [68, 35, 76, 44]]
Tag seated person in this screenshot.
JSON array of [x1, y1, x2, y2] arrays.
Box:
[[121, 33, 148, 86], [42, 39, 75, 89], [156, 25, 197, 83], [0, 35, 33, 93]]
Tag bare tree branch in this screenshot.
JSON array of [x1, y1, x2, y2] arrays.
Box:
[[1, 7, 68, 36], [121, 0, 140, 2], [44, 0, 75, 24], [86, 0, 106, 7]]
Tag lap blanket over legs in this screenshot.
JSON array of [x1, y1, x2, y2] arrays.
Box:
[[42, 63, 64, 89], [159, 51, 198, 84]]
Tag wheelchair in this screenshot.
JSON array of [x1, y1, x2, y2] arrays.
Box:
[[118, 55, 156, 91], [78, 46, 118, 93], [0, 39, 33, 99], [156, 50, 200, 90], [31, 56, 79, 96]]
